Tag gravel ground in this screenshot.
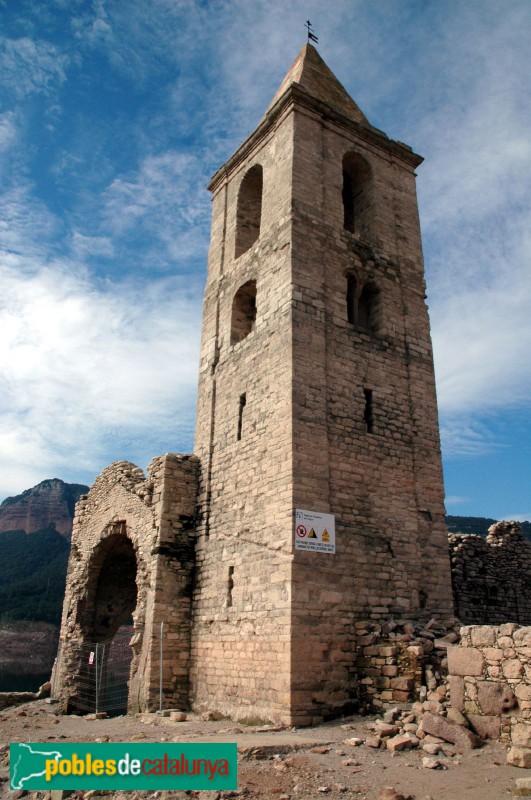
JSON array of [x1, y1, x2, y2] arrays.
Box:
[[0, 699, 526, 799]]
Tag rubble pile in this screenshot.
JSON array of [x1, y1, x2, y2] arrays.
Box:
[[354, 618, 459, 710]]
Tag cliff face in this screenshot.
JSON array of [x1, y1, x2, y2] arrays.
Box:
[[0, 479, 89, 539], [0, 621, 59, 676]]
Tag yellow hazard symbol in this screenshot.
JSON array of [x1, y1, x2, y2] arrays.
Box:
[[322, 529, 330, 543], [308, 528, 317, 538]]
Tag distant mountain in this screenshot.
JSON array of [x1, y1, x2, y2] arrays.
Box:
[[446, 515, 531, 542], [0, 478, 88, 539], [0, 526, 70, 624], [0, 479, 88, 623]]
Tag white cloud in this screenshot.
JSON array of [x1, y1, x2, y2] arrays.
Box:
[[0, 111, 17, 151], [0, 184, 60, 258], [408, 2, 531, 459], [71, 232, 114, 259], [439, 416, 507, 459], [445, 496, 470, 508], [102, 150, 210, 266], [431, 253, 531, 416], [502, 514, 531, 523], [1, 0, 531, 503], [0, 255, 202, 502], [0, 37, 69, 98]]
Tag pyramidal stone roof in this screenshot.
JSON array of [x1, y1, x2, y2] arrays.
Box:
[[265, 43, 369, 125], [209, 43, 421, 191]]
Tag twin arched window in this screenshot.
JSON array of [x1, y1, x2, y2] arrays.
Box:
[[347, 274, 380, 332]]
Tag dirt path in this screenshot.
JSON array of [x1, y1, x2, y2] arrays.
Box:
[[0, 699, 524, 799]]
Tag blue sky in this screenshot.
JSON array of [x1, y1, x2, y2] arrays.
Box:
[[1, 0, 530, 522]]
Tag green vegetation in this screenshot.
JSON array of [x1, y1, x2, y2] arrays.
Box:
[[0, 526, 70, 624], [446, 515, 531, 542]]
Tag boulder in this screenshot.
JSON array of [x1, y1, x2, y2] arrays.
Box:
[[446, 708, 468, 727], [422, 756, 442, 769], [447, 646, 484, 677], [447, 675, 465, 711], [467, 713, 501, 741], [512, 723, 531, 749], [477, 681, 517, 715], [507, 747, 531, 768], [375, 721, 400, 736], [386, 734, 417, 752], [419, 712, 481, 750], [375, 789, 408, 800], [470, 626, 496, 647]]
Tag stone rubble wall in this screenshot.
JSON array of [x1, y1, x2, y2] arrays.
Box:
[[0, 682, 50, 711], [353, 619, 455, 711], [447, 624, 531, 768], [449, 521, 531, 625]]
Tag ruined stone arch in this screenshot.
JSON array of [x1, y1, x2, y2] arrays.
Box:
[[55, 456, 199, 716], [346, 271, 381, 332], [80, 522, 147, 642]]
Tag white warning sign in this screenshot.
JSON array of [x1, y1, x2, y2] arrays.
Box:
[[294, 509, 335, 554]]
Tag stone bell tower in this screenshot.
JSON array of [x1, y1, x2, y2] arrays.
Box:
[[192, 43, 454, 725]]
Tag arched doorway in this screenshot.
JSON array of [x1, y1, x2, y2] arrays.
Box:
[[68, 528, 141, 716], [91, 532, 138, 642]]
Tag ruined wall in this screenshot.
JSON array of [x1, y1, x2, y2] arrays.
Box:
[[447, 624, 531, 768], [54, 454, 198, 714], [449, 521, 531, 625]]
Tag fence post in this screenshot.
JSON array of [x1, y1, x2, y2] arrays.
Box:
[[159, 621, 164, 713], [95, 643, 99, 714], [95, 642, 106, 714]]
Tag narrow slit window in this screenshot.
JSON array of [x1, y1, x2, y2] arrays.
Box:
[[237, 393, 246, 440], [363, 388, 374, 433], [227, 565, 234, 607]]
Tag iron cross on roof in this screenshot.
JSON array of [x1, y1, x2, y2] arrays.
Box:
[[305, 20, 318, 44]]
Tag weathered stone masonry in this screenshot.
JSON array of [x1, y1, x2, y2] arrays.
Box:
[[449, 521, 531, 625], [55, 456, 198, 713], [54, 44, 500, 725], [447, 624, 531, 767]]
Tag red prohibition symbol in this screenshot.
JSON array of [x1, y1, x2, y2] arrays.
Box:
[[296, 524, 307, 538]]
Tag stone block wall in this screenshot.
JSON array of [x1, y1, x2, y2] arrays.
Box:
[[447, 624, 531, 767], [449, 521, 531, 625], [191, 109, 295, 724]]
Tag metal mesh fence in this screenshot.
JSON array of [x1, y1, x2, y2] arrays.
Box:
[[60, 626, 135, 715]]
